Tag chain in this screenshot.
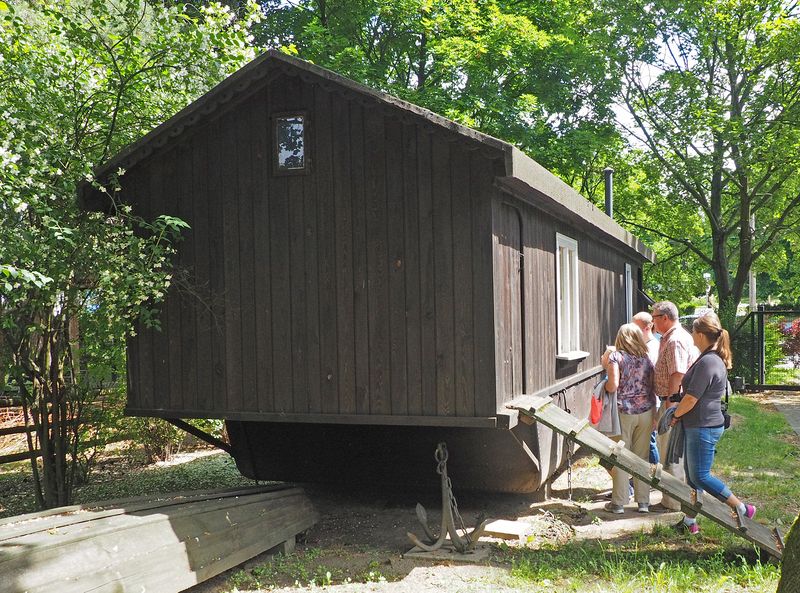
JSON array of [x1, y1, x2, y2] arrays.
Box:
[[566, 437, 574, 502], [555, 389, 574, 503], [435, 443, 470, 543]]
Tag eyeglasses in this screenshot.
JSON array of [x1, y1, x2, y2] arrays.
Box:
[[652, 314, 665, 319]]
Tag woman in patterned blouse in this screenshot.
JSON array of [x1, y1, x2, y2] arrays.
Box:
[[601, 323, 657, 514]]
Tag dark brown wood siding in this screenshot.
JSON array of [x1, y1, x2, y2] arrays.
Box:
[[492, 192, 637, 411], [124, 70, 500, 423]]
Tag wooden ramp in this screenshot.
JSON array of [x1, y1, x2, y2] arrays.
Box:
[[510, 396, 784, 559], [0, 484, 318, 593]]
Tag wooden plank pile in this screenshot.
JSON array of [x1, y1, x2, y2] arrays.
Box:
[[0, 484, 317, 593], [510, 395, 784, 559]]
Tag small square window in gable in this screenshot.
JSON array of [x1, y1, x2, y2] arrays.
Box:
[[273, 113, 309, 175]]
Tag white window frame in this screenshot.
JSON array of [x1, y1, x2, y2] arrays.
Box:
[[555, 233, 588, 360], [625, 263, 634, 321]]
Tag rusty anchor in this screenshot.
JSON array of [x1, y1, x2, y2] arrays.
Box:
[[407, 442, 488, 553]]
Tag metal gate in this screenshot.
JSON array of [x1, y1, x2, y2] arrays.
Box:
[[734, 306, 800, 390]]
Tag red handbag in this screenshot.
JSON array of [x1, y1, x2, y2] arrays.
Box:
[[590, 394, 603, 425]]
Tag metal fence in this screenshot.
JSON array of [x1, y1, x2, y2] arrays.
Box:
[[733, 306, 800, 390]]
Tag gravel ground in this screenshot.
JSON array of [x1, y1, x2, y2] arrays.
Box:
[[186, 456, 684, 593]]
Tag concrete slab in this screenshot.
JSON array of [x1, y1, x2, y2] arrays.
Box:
[[403, 544, 492, 564], [482, 519, 530, 541]]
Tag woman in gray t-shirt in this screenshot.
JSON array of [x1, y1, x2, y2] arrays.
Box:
[[667, 312, 756, 534]]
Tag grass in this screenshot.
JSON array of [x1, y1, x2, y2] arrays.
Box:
[[504, 540, 779, 593], [228, 548, 389, 590], [0, 393, 796, 592], [499, 392, 799, 593], [714, 395, 800, 525], [0, 447, 253, 519]]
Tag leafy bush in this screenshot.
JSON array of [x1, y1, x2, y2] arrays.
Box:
[[779, 318, 800, 367]]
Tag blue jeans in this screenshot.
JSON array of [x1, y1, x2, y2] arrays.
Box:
[[649, 430, 659, 464], [683, 425, 732, 502]]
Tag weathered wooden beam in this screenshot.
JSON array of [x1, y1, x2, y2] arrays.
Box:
[[0, 485, 318, 593], [0, 425, 36, 438], [0, 450, 39, 464]]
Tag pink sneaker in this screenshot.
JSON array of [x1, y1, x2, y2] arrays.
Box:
[[674, 520, 700, 535], [745, 504, 756, 519]]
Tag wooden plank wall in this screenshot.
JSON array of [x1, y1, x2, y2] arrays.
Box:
[[492, 194, 633, 409], [125, 70, 499, 421]]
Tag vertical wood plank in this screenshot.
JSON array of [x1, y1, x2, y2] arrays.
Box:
[[251, 86, 274, 413], [314, 84, 339, 414], [471, 154, 496, 416], [332, 92, 356, 414], [385, 118, 407, 415], [350, 102, 370, 414], [431, 134, 454, 416], [492, 199, 508, 402], [288, 170, 308, 413], [364, 106, 390, 415], [191, 124, 215, 414], [131, 172, 152, 411], [402, 123, 423, 416], [148, 157, 169, 412], [176, 141, 196, 413], [451, 144, 474, 417], [236, 96, 258, 413], [207, 117, 228, 413], [417, 130, 437, 416], [161, 145, 182, 411], [302, 84, 321, 415], [220, 110, 243, 412], [269, 77, 293, 413]]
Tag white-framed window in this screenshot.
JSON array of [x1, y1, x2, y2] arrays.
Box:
[[625, 263, 633, 321], [555, 233, 587, 360]]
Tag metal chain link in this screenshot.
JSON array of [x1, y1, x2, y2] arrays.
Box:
[[435, 443, 470, 543], [566, 437, 574, 502], [555, 389, 574, 503]]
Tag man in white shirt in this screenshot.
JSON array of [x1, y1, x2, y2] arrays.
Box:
[[633, 311, 659, 366]]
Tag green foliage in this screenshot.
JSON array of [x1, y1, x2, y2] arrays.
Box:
[[258, 0, 622, 184], [505, 542, 778, 592], [0, 0, 259, 507], [602, 0, 800, 307], [127, 417, 184, 464]]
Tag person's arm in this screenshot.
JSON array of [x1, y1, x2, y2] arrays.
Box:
[[666, 371, 685, 409], [605, 360, 619, 392], [669, 394, 698, 426]]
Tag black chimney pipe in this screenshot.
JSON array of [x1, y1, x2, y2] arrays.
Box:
[[604, 167, 614, 219]]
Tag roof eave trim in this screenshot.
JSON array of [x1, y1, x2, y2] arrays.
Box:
[[502, 146, 655, 263]]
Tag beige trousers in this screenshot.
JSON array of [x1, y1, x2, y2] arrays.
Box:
[[611, 408, 655, 506], [655, 403, 685, 510]]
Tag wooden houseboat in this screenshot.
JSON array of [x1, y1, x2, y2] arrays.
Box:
[[81, 51, 654, 493]]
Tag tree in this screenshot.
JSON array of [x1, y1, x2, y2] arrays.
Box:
[[255, 0, 623, 184], [0, 0, 259, 508], [603, 0, 800, 321]]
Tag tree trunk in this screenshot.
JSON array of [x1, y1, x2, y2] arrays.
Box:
[[777, 512, 800, 593]]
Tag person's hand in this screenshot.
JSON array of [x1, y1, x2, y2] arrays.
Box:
[[601, 349, 611, 368]]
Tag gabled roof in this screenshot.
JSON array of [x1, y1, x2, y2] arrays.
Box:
[[81, 50, 653, 263]]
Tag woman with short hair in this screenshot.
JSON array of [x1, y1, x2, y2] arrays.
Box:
[[668, 312, 756, 534], [601, 323, 657, 513]]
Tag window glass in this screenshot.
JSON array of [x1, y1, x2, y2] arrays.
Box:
[[556, 233, 580, 355], [276, 116, 305, 170]]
